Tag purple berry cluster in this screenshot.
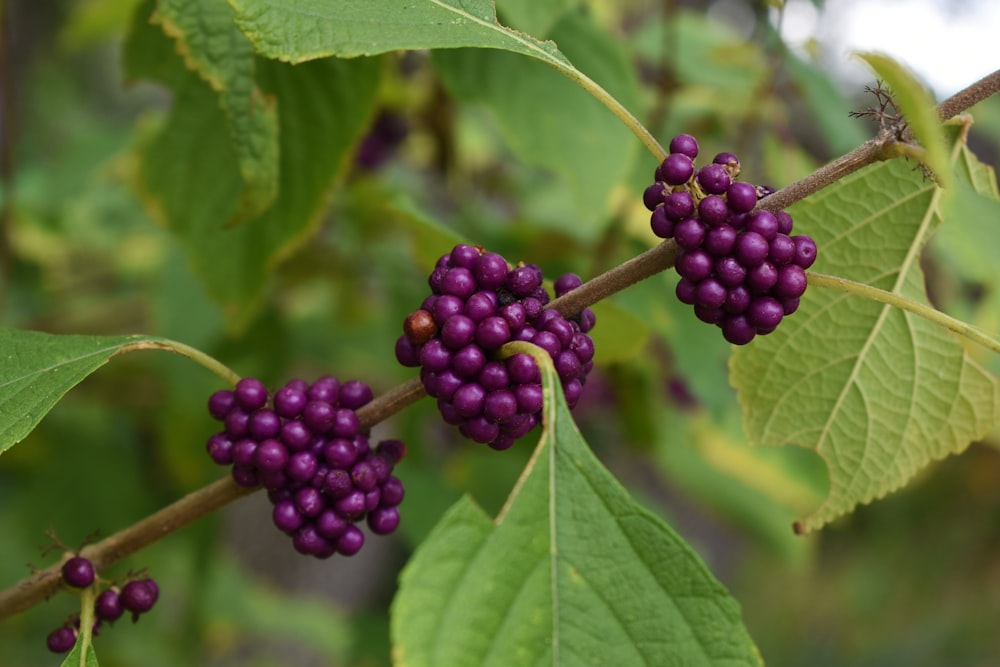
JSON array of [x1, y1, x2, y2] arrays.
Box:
[[47, 556, 159, 654], [643, 133, 817, 344], [205, 376, 406, 558], [394, 244, 596, 450]]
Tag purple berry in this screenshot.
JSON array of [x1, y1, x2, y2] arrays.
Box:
[[464, 291, 498, 323], [331, 408, 360, 438], [726, 181, 757, 213], [724, 285, 752, 314], [475, 316, 511, 350], [735, 231, 770, 268], [721, 315, 756, 345], [120, 579, 158, 614], [643, 182, 668, 210], [675, 278, 698, 305], [775, 210, 794, 235], [746, 211, 778, 240], [697, 195, 729, 225], [207, 390, 236, 420], [662, 191, 695, 221], [746, 261, 778, 293], [340, 380, 374, 410], [206, 433, 234, 465], [336, 525, 365, 556], [273, 386, 308, 418], [768, 233, 795, 266], [248, 409, 281, 440], [453, 344, 487, 379], [295, 486, 325, 518], [506, 354, 539, 384], [234, 378, 268, 412], [335, 490, 367, 520], [714, 256, 747, 288], [657, 153, 695, 185], [431, 294, 464, 326], [697, 163, 731, 195], [651, 208, 676, 240], [380, 476, 405, 507], [696, 278, 728, 309], [254, 439, 289, 472], [453, 383, 486, 417], [675, 249, 713, 282], [368, 507, 401, 535], [273, 499, 305, 534], [474, 252, 509, 290], [441, 267, 477, 298], [747, 297, 784, 330], [673, 218, 706, 251], [554, 273, 583, 297], [791, 235, 817, 269], [773, 264, 808, 300], [460, 416, 501, 444], [62, 556, 95, 588], [668, 133, 699, 159], [95, 588, 124, 622], [286, 451, 318, 483], [693, 304, 724, 325], [47, 626, 77, 653], [704, 224, 737, 256]]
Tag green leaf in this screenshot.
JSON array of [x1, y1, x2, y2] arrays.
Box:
[[59, 636, 100, 667], [392, 344, 763, 666], [432, 10, 640, 236], [855, 51, 951, 188], [155, 0, 280, 224], [730, 135, 1000, 533], [0, 328, 235, 456], [227, 0, 571, 68], [0, 329, 159, 455], [126, 9, 381, 326]]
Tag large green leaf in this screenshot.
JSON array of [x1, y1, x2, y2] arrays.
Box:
[[125, 6, 381, 326], [0, 329, 157, 455], [227, 0, 571, 67], [730, 132, 1000, 533], [431, 10, 640, 236], [156, 0, 279, 223], [392, 344, 762, 666]]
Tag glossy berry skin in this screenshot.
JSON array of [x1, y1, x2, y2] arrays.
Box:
[[95, 588, 124, 622], [668, 133, 699, 159], [121, 579, 159, 615], [47, 626, 77, 653], [61, 556, 95, 589]]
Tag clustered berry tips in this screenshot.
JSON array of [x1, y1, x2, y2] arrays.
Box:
[[645, 133, 817, 344], [206, 376, 405, 559], [47, 555, 159, 654], [394, 244, 596, 450]]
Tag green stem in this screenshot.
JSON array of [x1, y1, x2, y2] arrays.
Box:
[[78, 584, 96, 664], [808, 272, 1000, 354], [117, 338, 241, 386]]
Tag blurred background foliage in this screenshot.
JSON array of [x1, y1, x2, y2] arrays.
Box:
[[1, 0, 999, 665]]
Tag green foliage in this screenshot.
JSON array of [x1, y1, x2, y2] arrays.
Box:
[[227, 0, 572, 65], [731, 133, 1000, 533], [2, 1, 1000, 666], [0, 329, 157, 454], [393, 346, 762, 666]]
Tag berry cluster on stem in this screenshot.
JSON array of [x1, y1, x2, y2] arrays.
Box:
[[644, 133, 817, 344], [394, 244, 596, 450], [46, 555, 159, 654], [206, 376, 406, 558]]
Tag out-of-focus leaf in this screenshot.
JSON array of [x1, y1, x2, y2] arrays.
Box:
[[856, 51, 951, 188], [432, 11, 640, 238], [156, 0, 280, 223]]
